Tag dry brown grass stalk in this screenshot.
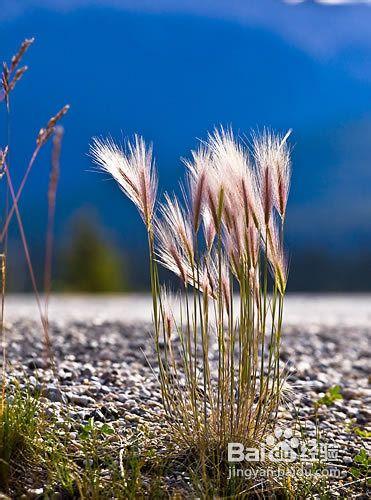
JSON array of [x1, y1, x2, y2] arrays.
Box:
[[43, 126, 64, 336], [1, 39, 69, 372]]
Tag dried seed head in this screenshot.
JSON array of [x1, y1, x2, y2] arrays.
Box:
[[10, 38, 34, 73], [8, 66, 28, 92], [0, 146, 9, 167], [1, 38, 34, 104], [37, 105, 70, 147], [0, 146, 9, 180]]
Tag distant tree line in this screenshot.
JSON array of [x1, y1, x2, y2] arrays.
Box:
[[5, 213, 371, 293]]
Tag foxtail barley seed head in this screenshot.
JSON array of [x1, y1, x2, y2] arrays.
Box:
[[90, 135, 158, 228], [274, 129, 291, 219], [253, 131, 274, 226], [155, 217, 189, 285], [206, 127, 264, 233], [159, 193, 194, 261], [184, 148, 209, 232], [253, 128, 291, 221]]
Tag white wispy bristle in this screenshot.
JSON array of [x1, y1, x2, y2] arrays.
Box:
[[90, 135, 157, 227]]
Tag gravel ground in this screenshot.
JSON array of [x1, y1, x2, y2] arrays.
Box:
[[2, 295, 370, 497]]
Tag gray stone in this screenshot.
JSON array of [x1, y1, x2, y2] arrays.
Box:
[[44, 385, 67, 404], [68, 393, 95, 407]]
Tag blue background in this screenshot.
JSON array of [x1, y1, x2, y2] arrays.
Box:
[[1, 0, 371, 290]]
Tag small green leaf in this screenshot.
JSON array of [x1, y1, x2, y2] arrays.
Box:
[[354, 448, 369, 466], [328, 385, 342, 399], [315, 385, 343, 407], [350, 467, 361, 478], [80, 417, 95, 438], [100, 423, 114, 435]]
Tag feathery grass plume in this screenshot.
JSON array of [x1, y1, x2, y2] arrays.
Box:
[[155, 214, 207, 292], [253, 128, 292, 222], [253, 129, 276, 225], [202, 207, 216, 251], [183, 146, 209, 233], [207, 127, 264, 234], [206, 127, 241, 229], [274, 129, 292, 219], [155, 219, 188, 284], [159, 194, 194, 261], [93, 125, 292, 491], [90, 135, 157, 228]]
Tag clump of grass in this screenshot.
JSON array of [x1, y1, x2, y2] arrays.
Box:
[[45, 416, 120, 498], [45, 415, 171, 499], [91, 127, 292, 484], [350, 448, 370, 481], [0, 380, 45, 492], [0, 381, 156, 498]]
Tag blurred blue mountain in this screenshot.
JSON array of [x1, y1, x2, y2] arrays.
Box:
[[1, 6, 371, 289]]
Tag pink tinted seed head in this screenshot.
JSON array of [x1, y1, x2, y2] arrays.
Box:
[[253, 129, 292, 222], [159, 193, 194, 261], [183, 146, 210, 232]]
